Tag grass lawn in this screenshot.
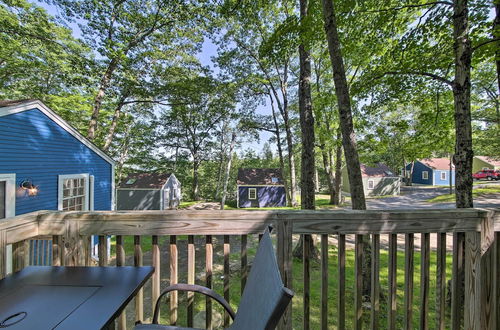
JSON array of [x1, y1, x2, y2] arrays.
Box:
[[153, 239, 454, 329], [427, 185, 500, 203], [223, 194, 346, 210]]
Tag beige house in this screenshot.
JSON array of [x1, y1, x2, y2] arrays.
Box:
[[473, 156, 500, 173], [342, 163, 400, 197]]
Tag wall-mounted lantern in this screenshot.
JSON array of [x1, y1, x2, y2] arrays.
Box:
[[20, 179, 38, 196]]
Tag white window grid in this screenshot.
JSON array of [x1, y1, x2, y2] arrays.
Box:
[[248, 188, 257, 200], [62, 178, 86, 211], [440, 172, 447, 180], [422, 171, 428, 180], [367, 180, 374, 190]]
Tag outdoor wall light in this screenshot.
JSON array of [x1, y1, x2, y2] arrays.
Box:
[[20, 179, 38, 196]]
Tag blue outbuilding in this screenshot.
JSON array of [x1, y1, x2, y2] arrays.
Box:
[[237, 168, 286, 208], [404, 158, 455, 186], [0, 100, 115, 265]]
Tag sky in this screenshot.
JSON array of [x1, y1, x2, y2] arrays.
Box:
[[35, 0, 274, 156]]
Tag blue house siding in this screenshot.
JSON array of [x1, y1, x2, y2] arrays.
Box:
[[0, 108, 112, 215], [433, 169, 455, 186], [406, 161, 433, 185], [238, 186, 286, 208]]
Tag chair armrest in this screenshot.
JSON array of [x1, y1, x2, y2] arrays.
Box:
[[153, 283, 236, 323]]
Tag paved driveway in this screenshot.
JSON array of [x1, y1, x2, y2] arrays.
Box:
[[365, 184, 500, 210]]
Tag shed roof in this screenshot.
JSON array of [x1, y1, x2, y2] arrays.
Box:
[[237, 168, 284, 185], [475, 156, 500, 167], [419, 158, 453, 170], [119, 173, 173, 189], [360, 163, 396, 177], [0, 99, 114, 164]]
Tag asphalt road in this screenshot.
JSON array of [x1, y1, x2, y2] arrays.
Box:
[[365, 184, 500, 210]]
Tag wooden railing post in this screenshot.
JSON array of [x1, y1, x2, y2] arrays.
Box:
[[63, 221, 84, 266], [0, 230, 6, 278], [12, 240, 29, 272], [277, 219, 293, 330]]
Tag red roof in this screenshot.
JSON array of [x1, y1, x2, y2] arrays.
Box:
[[360, 163, 396, 177], [419, 158, 453, 170], [475, 156, 500, 167]]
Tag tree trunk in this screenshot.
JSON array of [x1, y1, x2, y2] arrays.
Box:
[[103, 91, 130, 152], [284, 115, 297, 207], [322, 148, 336, 204], [495, 1, 500, 95], [220, 132, 236, 210], [333, 132, 342, 205], [192, 156, 201, 201], [452, 0, 473, 208], [293, 0, 319, 263], [87, 57, 120, 140], [270, 93, 292, 206], [321, 0, 366, 210]]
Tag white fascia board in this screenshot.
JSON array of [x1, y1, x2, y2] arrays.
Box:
[[0, 100, 115, 165]]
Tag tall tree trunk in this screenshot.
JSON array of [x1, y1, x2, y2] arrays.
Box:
[[87, 57, 120, 140], [270, 93, 292, 205], [103, 90, 130, 152], [495, 1, 500, 94], [321, 148, 336, 204], [333, 132, 343, 205], [321, 0, 366, 210], [220, 132, 237, 210], [298, 0, 315, 211], [116, 125, 131, 183], [215, 127, 227, 200], [192, 156, 201, 201], [283, 113, 297, 206], [293, 0, 319, 266], [452, 0, 473, 208]]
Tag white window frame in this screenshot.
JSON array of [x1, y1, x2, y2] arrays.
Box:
[[367, 179, 375, 190], [440, 172, 447, 181], [58, 174, 90, 211], [482, 167, 490, 170], [422, 171, 429, 180], [248, 188, 257, 200], [0, 173, 16, 219]]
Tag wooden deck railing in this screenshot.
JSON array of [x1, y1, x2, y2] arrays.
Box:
[[1, 209, 499, 330]]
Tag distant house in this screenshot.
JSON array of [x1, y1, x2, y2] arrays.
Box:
[[405, 158, 455, 186], [473, 156, 500, 172], [0, 99, 115, 266], [237, 168, 286, 208], [117, 173, 181, 210], [342, 163, 400, 197]]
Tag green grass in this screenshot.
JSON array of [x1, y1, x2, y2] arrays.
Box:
[[427, 186, 500, 203], [178, 201, 199, 209], [223, 194, 345, 210]]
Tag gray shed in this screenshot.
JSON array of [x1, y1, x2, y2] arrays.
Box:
[[117, 173, 181, 210], [342, 163, 400, 197]]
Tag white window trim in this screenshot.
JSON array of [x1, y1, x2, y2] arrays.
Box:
[[0, 173, 16, 218], [367, 179, 375, 190], [482, 167, 490, 170], [58, 174, 90, 211], [248, 188, 257, 200], [440, 172, 447, 181], [422, 171, 429, 180]]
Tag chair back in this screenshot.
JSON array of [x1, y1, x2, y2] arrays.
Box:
[[228, 227, 293, 330]]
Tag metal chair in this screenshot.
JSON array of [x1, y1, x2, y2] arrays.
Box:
[[134, 227, 293, 330]]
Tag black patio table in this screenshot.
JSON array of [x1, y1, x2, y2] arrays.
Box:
[[0, 266, 154, 330]]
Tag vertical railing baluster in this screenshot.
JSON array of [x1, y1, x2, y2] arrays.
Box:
[[388, 234, 397, 330], [464, 231, 481, 329], [436, 233, 447, 330], [451, 232, 465, 330], [420, 233, 430, 330], [404, 233, 414, 330], [187, 235, 195, 327], [240, 234, 248, 295], [338, 234, 345, 330], [370, 234, 380, 330], [277, 220, 293, 330], [355, 235, 363, 330], [223, 235, 230, 327], [321, 234, 328, 330], [12, 240, 28, 272], [170, 235, 178, 325], [98, 235, 108, 266], [134, 236, 143, 323], [116, 235, 126, 330], [152, 235, 160, 320], [303, 234, 311, 330], [205, 235, 213, 330]]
